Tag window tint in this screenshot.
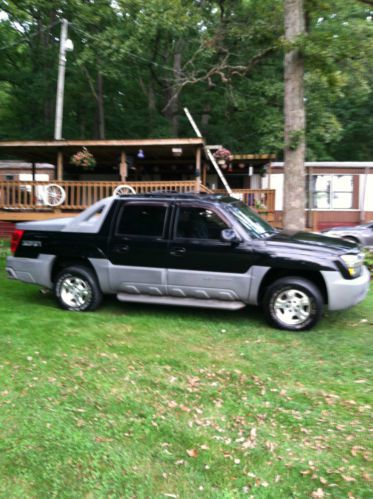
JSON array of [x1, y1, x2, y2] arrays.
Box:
[[176, 207, 228, 240], [117, 204, 167, 237]]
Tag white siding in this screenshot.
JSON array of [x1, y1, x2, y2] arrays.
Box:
[[269, 174, 284, 210], [361, 174, 373, 211]]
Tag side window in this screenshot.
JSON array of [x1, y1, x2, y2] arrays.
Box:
[[116, 204, 167, 237], [176, 207, 228, 240]]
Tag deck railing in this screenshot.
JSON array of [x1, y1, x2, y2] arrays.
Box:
[[0, 181, 276, 222], [214, 188, 276, 222], [0, 180, 199, 211]]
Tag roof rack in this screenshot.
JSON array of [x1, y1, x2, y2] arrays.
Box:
[[118, 191, 212, 199]]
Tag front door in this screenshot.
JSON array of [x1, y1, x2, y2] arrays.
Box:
[[107, 201, 170, 295], [167, 204, 258, 302]]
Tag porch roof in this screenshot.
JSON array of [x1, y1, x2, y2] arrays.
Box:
[[0, 138, 205, 165]]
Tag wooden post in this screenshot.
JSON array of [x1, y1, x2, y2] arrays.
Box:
[[202, 162, 207, 188], [308, 166, 313, 228], [31, 162, 36, 209], [312, 210, 318, 232], [195, 147, 201, 192], [57, 151, 63, 181], [120, 150, 127, 182]]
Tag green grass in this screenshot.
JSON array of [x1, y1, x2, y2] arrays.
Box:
[[0, 248, 372, 498]]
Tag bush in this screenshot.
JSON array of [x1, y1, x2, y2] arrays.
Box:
[[364, 249, 373, 274]]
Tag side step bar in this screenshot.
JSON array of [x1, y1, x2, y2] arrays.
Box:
[[117, 293, 246, 310]]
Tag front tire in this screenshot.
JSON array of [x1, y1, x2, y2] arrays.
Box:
[[262, 277, 323, 331], [54, 265, 102, 311]]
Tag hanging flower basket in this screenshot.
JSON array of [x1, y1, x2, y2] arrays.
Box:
[[214, 148, 233, 170], [70, 147, 96, 170], [213, 147, 233, 165]]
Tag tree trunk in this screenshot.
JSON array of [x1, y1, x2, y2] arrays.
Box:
[[95, 71, 106, 139], [147, 81, 157, 135], [164, 48, 181, 136], [201, 104, 211, 136], [283, 0, 306, 230]]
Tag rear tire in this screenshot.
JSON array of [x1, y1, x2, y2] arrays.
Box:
[[262, 277, 323, 331], [54, 265, 102, 311]]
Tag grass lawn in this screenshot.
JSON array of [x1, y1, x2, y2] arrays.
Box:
[[0, 243, 372, 498]]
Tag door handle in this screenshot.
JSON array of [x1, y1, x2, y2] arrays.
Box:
[[114, 244, 129, 253], [170, 247, 186, 256]]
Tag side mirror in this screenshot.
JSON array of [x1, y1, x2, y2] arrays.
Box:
[[220, 228, 242, 244]]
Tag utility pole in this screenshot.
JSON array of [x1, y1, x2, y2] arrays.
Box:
[[54, 19, 73, 140]]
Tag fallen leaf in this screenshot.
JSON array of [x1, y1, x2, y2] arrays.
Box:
[[351, 445, 365, 456], [186, 448, 198, 458], [265, 441, 277, 453], [311, 488, 324, 498], [342, 475, 356, 482], [95, 436, 113, 443]]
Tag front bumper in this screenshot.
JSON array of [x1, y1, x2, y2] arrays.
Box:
[[322, 266, 370, 311], [6, 254, 55, 289]]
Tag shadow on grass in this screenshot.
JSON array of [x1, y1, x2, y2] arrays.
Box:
[[12, 280, 369, 339]]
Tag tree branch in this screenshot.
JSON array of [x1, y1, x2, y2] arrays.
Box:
[[162, 46, 276, 113]]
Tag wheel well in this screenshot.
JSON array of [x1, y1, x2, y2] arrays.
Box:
[[51, 257, 97, 283], [258, 269, 328, 305]]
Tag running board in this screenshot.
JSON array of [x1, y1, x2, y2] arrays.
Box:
[[117, 293, 246, 310]]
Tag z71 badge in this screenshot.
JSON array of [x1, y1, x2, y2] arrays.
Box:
[[21, 240, 42, 247]]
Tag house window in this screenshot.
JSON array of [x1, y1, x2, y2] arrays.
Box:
[[307, 175, 354, 209]]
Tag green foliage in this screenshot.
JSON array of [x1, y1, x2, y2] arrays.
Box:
[[0, 0, 372, 158], [364, 249, 373, 273]]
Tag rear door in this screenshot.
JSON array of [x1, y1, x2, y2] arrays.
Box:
[[107, 201, 170, 295]]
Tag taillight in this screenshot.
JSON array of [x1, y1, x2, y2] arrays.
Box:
[[10, 229, 24, 254]]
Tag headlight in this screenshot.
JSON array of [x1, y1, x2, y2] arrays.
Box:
[[340, 253, 364, 277]]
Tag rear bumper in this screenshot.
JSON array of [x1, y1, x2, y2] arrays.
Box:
[[322, 266, 370, 311], [6, 254, 55, 289]]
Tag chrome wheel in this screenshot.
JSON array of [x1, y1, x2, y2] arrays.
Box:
[[43, 184, 66, 207], [60, 276, 92, 308], [113, 184, 136, 196], [272, 288, 312, 327]]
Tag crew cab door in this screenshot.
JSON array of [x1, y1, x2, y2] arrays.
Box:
[[167, 204, 257, 302], [107, 201, 170, 295]]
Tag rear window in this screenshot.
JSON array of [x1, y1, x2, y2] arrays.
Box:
[[116, 204, 167, 237]]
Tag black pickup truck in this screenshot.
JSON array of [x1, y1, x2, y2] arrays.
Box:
[[6, 193, 370, 331]]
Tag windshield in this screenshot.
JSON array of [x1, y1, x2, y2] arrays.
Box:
[[226, 201, 276, 239]]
